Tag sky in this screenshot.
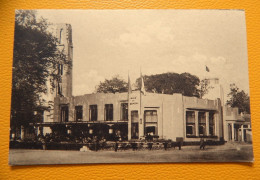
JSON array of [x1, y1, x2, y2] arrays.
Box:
[[37, 10, 250, 100]]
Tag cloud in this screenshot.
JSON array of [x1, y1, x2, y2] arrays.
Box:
[[73, 70, 105, 95], [171, 53, 234, 79], [110, 21, 175, 47], [170, 53, 249, 100]]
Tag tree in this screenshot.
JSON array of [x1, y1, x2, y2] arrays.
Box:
[[136, 72, 202, 97], [11, 10, 70, 130], [96, 75, 128, 93], [198, 79, 214, 98], [226, 83, 250, 114]]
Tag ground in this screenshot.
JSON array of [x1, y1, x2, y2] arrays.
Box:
[[9, 142, 254, 165]]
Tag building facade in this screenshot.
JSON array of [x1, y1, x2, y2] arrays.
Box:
[[224, 106, 252, 143], [37, 91, 224, 142], [39, 23, 73, 135], [35, 24, 226, 143], [19, 23, 251, 144]]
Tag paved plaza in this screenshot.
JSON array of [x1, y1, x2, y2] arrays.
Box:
[[9, 142, 253, 165]]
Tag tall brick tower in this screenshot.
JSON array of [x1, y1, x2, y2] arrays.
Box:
[[55, 24, 73, 97], [41, 24, 73, 128]]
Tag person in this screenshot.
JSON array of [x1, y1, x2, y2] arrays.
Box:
[[115, 141, 118, 152], [41, 136, 46, 150], [200, 138, 205, 150], [93, 136, 99, 151], [147, 133, 152, 141], [163, 141, 168, 150]]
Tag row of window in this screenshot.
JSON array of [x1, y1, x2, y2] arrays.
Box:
[[186, 111, 215, 137], [61, 103, 128, 122]]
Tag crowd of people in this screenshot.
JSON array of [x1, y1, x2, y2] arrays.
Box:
[[36, 133, 109, 145], [11, 132, 208, 151]]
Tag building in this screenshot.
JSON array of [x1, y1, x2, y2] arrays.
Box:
[[202, 77, 252, 143], [34, 24, 225, 143], [38, 23, 73, 135], [18, 23, 250, 144], [10, 23, 73, 140], [35, 90, 224, 142], [224, 106, 252, 143]]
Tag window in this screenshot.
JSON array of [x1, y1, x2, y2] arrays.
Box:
[[121, 103, 128, 121], [60, 105, 69, 122], [58, 64, 63, 75], [144, 110, 158, 123], [198, 112, 206, 136], [146, 126, 155, 135], [131, 111, 139, 139], [131, 111, 139, 123], [89, 105, 97, 121], [104, 104, 113, 121], [209, 112, 215, 136], [59, 28, 63, 44], [186, 111, 195, 136], [75, 106, 83, 121], [58, 82, 63, 96], [144, 110, 158, 136]]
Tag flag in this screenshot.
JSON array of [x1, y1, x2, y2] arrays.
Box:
[[141, 75, 146, 95], [128, 74, 132, 94], [206, 65, 210, 72]]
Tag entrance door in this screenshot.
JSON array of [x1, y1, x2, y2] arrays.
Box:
[[61, 105, 69, 122], [244, 129, 247, 142], [228, 124, 232, 140], [131, 111, 139, 139]]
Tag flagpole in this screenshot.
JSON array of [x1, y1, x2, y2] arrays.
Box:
[[127, 71, 132, 140], [140, 68, 142, 139]]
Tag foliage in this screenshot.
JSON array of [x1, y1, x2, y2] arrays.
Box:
[[96, 75, 128, 93], [226, 83, 250, 113], [135, 72, 202, 97], [199, 79, 214, 98], [11, 10, 70, 128]]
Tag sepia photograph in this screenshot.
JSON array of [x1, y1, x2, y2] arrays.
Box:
[[9, 9, 253, 165]]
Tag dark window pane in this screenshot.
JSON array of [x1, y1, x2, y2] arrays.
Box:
[[186, 125, 193, 135], [75, 106, 83, 121], [105, 104, 113, 121], [209, 112, 214, 125], [145, 126, 156, 135], [209, 126, 214, 136], [121, 103, 128, 120], [61, 105, 69, 122], [199, 125, 205, 136], [89, 105, 97, 121]]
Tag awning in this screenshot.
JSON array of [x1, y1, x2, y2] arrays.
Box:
[[31, 120, 128, 127], [186, 107, 218, 111]]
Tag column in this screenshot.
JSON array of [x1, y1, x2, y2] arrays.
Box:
[[241, 125, 244, 142], [139, 111, 144, 138], [195, 111, 199, 136], [214, 114, 217, 136], [231, 123, 235, 141], [21, 125, 25, 140], [128, 109, 132, 140], [206, 112, 209, 136], [37, 126, 40, 136]]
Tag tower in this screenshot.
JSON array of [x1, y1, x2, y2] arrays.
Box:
[[41, 23, 73, 126], [203, 78, 224, 106], [55, 24, 73, 97]]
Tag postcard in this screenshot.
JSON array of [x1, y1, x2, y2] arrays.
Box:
[[9, 9, 253, 165]]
